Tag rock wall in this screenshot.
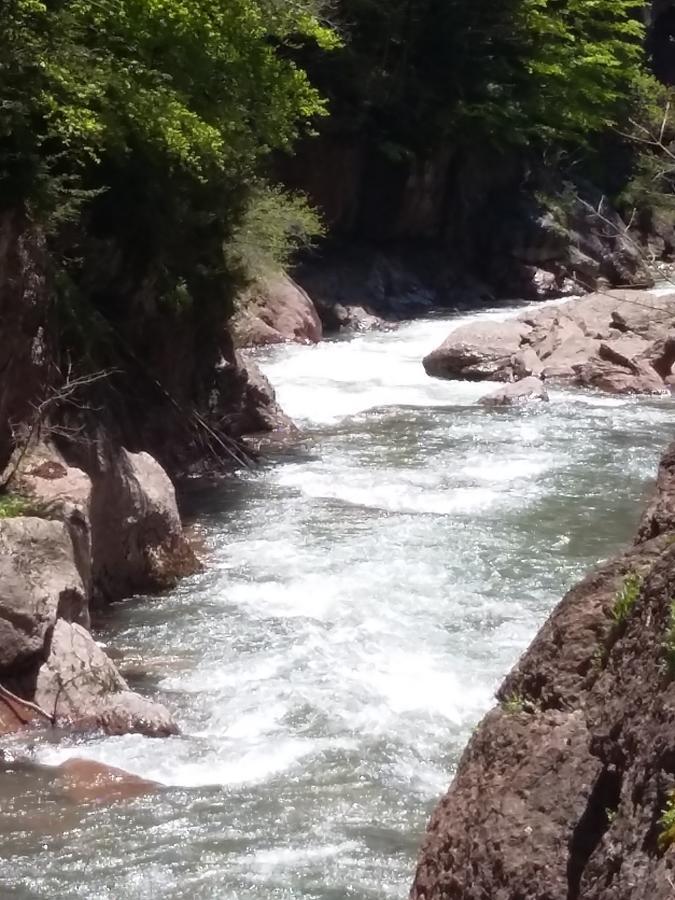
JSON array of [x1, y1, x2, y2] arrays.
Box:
[[410, 444, 675, 899], [280, 140, 653, 311], [0, 207, 291, 740]]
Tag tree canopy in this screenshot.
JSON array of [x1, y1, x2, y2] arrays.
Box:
[[310, 0, 646, 153]]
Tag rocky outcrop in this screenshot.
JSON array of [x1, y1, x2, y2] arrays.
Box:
[[0, 440, 189, 738], [88, 447, 201, 602], [295, 245, 494, 327], [231, 273, 323, 347], [480, 377, 549, 407], [424, 289, 675, 395], [410, 442, 675, 900], [35, 620, 177, 736], [424, 321, 532, 381], [0, 211, 52, 473], [13, 442, 201, 602], [0, 517, 88, 674]]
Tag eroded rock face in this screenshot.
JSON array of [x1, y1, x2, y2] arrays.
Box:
[[35, 620, 177, 737], [90, 448, 201, 602], [410, 442, 675, 900], [0, 517, 88, 674], [231, 274, 323, 348], [424, 289, 675, 395], [479, 376, 549, 407]]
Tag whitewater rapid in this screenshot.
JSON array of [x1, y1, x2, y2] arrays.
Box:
[[1, 300, 673, 899]]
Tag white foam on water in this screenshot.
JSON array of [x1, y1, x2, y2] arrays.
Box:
[[14, 290, 675, 900]]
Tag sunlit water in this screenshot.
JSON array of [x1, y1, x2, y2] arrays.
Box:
[[1, 300, 673, 900]]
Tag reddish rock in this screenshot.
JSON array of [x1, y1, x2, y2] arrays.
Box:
[[35, 620, 178, 737], [231, 274, 323, 348], [55, 758, 160, 804], [90, 448, 201, 602], [0, 694, 40, 736]]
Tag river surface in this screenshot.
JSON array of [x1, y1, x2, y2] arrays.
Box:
[[1, 300, 673, 899]]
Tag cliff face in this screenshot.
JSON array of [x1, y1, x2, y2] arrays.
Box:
[[411, 445, 675, 899], [0, 209, 289, 739]]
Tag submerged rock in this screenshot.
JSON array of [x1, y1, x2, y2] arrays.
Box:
[[410, 441, 675, 900], [54, 757, 161, 805], [480, 377, 549, 407]]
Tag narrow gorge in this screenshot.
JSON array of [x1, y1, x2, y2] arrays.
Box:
[[3, 1, 675, 898]]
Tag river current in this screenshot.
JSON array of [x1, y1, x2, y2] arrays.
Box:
[[1, 300, 673, 899]]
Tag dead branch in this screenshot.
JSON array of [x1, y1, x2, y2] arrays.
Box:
[[0, 684, 54, 725], [0, 368, 115, 492]]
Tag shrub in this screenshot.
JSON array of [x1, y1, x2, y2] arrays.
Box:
[[659, 791, 675, 852], [0, 493, 30, 519], [225, 184, 325, 279], [612, 572, 643, 626]]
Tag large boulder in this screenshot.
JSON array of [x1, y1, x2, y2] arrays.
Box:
[[480, 377, 549, 407], [231, 274, 323, 347], [424, 288, 675, 396], [0, 517, 88, 674], [90, 448, 201, 602], [423, 321, 532, 381], [35, 619, 177, 737]]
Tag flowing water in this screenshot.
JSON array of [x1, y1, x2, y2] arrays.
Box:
[[1, 300, 673, 900]]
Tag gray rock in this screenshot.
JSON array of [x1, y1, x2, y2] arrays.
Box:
[[0, 517, 88, 674], [12, 444, 93, 592], [91, 449, 201, 602], [35, 619, 177, 737], [480, 377, 549, 407], [423, 321, 532, 381], [425, 287, 675, 396]]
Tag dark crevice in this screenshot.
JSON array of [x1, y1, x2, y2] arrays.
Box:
[[567, 765, 623, 900]]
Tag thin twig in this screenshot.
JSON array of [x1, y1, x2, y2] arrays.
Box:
[[0, 684, 54, 725]]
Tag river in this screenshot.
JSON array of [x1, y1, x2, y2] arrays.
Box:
[[0, 301, 673, 899]]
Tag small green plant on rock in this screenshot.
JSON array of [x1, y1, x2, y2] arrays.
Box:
[[501, 692, 537, 715], [612, 572, 643, 627], [658, 791, 675, 852], [663, 601, 675, 678], [0, 493, 30, 519]]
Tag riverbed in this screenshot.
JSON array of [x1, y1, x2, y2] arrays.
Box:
[[0, 301, 672, 899]]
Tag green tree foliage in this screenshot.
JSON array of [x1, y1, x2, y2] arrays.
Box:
[[1, 0, 333, 202], [309, 0, 645, 154], [0, 0, 334, 343]]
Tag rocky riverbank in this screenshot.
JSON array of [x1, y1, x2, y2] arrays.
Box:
[[410, 443, 675, 899], [0, 209, 292, 742]]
